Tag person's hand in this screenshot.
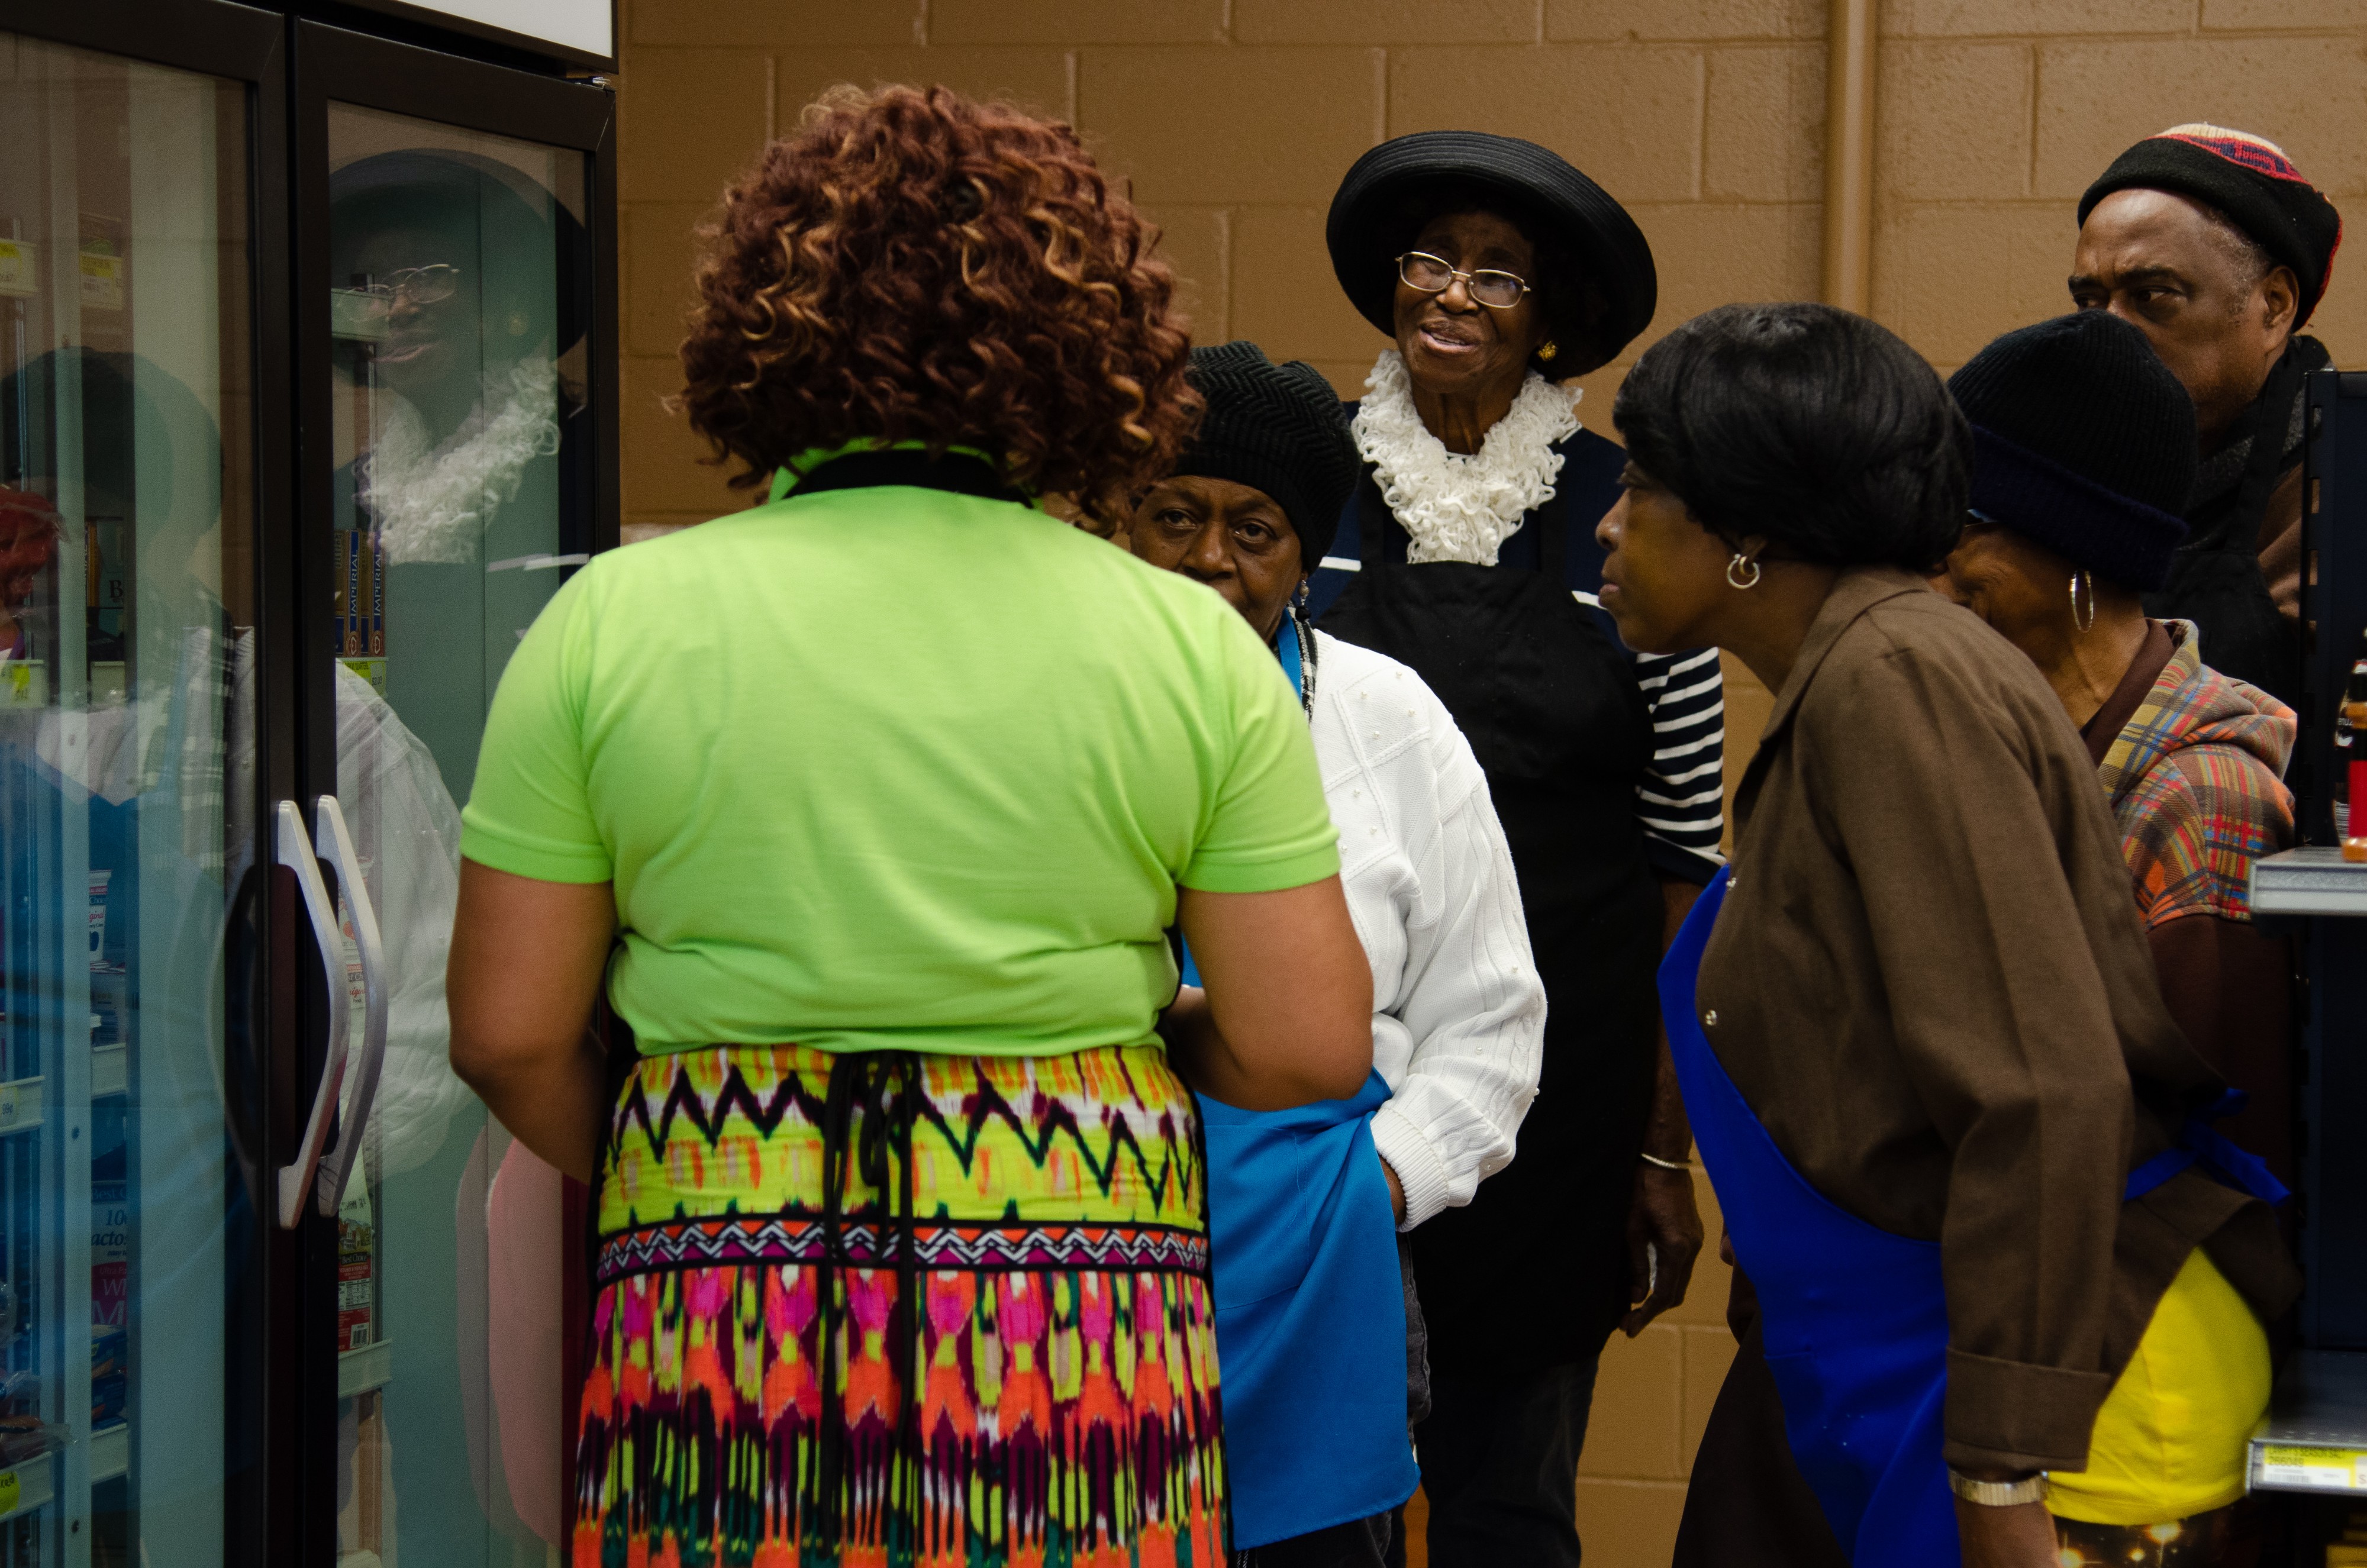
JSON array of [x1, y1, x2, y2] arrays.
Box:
[[1379, 1154, 1406, 1225], [1954, 1496, 2057, 1568], [1621, 1160, 1703, 1335]]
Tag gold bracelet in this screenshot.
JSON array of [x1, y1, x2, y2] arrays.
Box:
[[1638, 1151, 1694, 1172], [1946, 1469, 2047, 1507]]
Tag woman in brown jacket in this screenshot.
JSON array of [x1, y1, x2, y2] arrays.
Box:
[[1592, 304, 2293, 1568]]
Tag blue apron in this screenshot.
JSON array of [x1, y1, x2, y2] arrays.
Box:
[[1661, 872, 1958, 1566], [1662, 873, 2289, 1566], [1182, 615, 1418, 1548], [1200, 1073, 1414, 1546]]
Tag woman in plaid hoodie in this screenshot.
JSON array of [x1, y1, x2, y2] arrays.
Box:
[[1940, 309, 2297, 1566], [1940, 312, 2298, 1184]]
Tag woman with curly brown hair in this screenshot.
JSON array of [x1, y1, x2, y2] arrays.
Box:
[[444, 85, 1372, 1566]]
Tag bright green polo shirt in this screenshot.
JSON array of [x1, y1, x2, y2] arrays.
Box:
[[458, 476, 1340, 1057]]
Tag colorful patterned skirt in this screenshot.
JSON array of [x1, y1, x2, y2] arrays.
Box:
[[573, 1042, 1227, 1568]]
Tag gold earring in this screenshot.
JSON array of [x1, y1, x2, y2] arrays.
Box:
[[2070, 569, 2095, 634], [1537, 341, 1559, 362], [1726, 553, 1762, 590]]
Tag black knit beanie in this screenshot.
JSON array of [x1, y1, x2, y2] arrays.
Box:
[[1175, 341, 1360, 569], [1946, 312, 2194, 592], [2079, 123, 2343, 328]]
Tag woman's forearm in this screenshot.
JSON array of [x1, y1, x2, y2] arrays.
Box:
[[447, 860, 619, 1183], [1157, 985, 1286, 1109], [460, 1030, 610, 1182], [1173, 879, 1373, 1108]]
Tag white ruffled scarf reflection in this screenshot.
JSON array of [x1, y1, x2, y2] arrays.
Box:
[[358, 355, 562, 564]]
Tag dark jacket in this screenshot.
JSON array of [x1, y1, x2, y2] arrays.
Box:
[[2148, 335, 2330, 709]]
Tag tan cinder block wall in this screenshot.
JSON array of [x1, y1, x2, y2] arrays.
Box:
[[611, 2, 2366, 1563]]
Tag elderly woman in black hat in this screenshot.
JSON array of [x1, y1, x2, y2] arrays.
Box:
[[1304, 131, 1711, 1566], [1129, 340, 1544, 1568]]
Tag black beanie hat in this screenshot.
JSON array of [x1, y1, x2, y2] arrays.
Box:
[[1946, 312, 2195, 592], [2079, 124, 2343, 328], [1175, 341, 1360, 569]]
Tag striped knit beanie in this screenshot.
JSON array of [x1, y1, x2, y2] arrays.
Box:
[[1176, 341, 1359, 569], [1947, 311, 2194, 592], [2079, 124, 2343, 327]]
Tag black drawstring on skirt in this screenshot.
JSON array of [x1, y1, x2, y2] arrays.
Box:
[[813, 1049, 921, 1553]]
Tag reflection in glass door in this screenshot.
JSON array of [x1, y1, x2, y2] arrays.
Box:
[[323, 102, 586, 1568], [0, 30, 254, 1568]]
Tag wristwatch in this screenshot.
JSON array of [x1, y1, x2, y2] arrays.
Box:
[[1947, 1469, 2048, 1506]]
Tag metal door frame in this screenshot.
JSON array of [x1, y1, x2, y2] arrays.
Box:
[[287, 18, 615, 1564], [0, 0, 296, 1560]]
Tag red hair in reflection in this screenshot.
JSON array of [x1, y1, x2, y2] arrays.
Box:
[[0, 489, 60, 650]]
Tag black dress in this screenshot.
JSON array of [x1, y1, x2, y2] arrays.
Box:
[[1311, 425, 1715, 1374]]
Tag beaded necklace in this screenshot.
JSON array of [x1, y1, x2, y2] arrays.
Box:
[[1280, 608, 1318, 720]]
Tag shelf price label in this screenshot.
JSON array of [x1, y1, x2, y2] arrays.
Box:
[[0, 1467, 20, 1518], [2256, 1444, 2367, 1490], [0, 241, 33, 299]]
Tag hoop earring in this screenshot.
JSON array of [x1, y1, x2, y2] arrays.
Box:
[[1537, 341, 1559, 363], [1726, 553, 1762, 590], [2070, 569, 2095, 634]]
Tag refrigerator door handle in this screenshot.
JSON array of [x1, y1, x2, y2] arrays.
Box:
[[273, 798, 350, 1229], [309, 795, 389, 1220]]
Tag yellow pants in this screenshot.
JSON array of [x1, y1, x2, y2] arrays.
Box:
[[2046, 1249, 2270, 1527]]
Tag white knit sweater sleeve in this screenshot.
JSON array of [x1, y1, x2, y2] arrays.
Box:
[[1313, 634, 1546, 1232]]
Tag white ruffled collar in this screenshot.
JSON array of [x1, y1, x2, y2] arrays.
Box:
[[1350, 350, 1580, 566]]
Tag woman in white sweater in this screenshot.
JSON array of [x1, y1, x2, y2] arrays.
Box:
[[1127, 341, 1545, 1568]]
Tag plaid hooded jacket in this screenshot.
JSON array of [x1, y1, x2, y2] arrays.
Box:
[[2097, 620, 2296, 929]]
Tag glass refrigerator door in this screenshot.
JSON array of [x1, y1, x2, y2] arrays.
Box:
[[321, 102, 586, 1568], [0, 30, 255, 1568]]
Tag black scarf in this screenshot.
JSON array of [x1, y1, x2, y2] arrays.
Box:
[[2142, 334, 2330, 707]]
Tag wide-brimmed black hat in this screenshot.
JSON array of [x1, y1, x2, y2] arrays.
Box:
[[1326, 131, 1657, 376]]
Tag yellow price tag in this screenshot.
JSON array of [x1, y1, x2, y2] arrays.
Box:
[[0, 1466, 22, 1517], [2256, 1443, 2367, 1489]]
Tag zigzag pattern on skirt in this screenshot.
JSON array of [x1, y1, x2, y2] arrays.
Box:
[[596, 1215, 1211, 1283], [599, 1043, 1209, 1242]]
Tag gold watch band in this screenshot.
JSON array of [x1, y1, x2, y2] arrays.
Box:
[[1946, 1469, 2049, 1507]]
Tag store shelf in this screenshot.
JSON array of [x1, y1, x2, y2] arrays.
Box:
[[89, 1421, 127, 1483], [0, 1451, 53, 1522], [90, 1046, 125, 1099], [0, 1078, 42, 1137], [2252, 847, 2367, 917], [2251, 1351, 2367, 1493], [338, 1338, 393, 1399]]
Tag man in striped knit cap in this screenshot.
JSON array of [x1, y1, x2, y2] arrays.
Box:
[[2071, 123, 2343, 710]]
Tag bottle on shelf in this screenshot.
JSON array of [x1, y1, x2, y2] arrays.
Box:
[[337, 1182, 375, 1352], [2342, 631, 2367, 861]]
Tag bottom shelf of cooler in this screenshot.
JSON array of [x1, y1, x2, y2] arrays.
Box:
[[89, 1421, 126, 1484], [2252, 1350, 2367, 1493], [339, 1338, 393, 1399]]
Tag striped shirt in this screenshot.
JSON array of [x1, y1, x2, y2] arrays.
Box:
[[1305, 424, 1727, 883]]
